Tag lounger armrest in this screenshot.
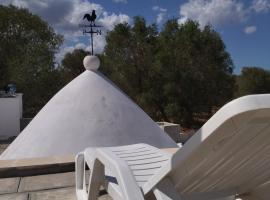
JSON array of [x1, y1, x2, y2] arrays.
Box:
[[93, 148, 144, 199], [76, 148, 144, 200]]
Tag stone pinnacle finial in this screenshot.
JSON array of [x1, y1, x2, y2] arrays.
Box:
[[83, 55, 100, 71]]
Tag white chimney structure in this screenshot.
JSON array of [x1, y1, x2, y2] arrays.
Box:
[[1, 56, 176, 160], [0, 93, 23, 140]]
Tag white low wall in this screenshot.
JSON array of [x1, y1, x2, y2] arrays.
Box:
[[158, 122, 181, 142], [0, 94, 22, 139]]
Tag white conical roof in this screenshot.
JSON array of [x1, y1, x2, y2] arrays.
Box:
[[1, 58, 176, 160]]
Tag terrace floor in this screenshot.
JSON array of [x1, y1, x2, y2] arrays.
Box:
[[0, 142, 112, 200], [0, 172, 112, 200]]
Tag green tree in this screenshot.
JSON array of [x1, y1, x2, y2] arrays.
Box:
[[236, 67, 270, 96], [158, 20, 234, 126], [101, 17, 161, 118], [0, 5, 63, 116], [101, 18, 234, 127], [61, 49, 90, 79], [61, 49, 89, 83]]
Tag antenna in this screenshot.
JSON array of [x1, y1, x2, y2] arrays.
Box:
[[79, 10, 103, 55]]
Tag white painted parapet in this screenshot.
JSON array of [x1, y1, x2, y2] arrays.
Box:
[[0, 94, 23, 140], [157, 122, 181, 142]]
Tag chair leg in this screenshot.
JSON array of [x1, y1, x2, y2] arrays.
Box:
[[153, 178, 182, 200], [76, 153, 84, 190], [87, 158, 105, 200], [75, 153, 88, 200]]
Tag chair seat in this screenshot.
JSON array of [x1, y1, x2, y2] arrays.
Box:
[[85, 144, 173, 188]]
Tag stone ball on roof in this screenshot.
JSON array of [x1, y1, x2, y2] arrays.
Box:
[[83, 55, 100, 71]]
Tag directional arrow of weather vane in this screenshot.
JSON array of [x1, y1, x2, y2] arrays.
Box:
[[79, 10, 103, 55]]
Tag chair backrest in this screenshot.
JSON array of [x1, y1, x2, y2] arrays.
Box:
[[169, 94, 270, 198]]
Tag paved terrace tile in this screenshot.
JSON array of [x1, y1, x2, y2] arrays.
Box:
[[18, 172, 75, 192], [0, 193, 28, 200], [0, 172, 112, 200], [30, 187, 75, 200], [0, 177, 20, 194]]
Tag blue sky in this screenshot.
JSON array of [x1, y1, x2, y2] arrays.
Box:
[[1, 0, 270, 74], [95, 0, 270, 74]]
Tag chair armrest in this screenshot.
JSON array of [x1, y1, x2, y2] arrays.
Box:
[[75, 152, 88, 200], [76, 147, 144, 200]]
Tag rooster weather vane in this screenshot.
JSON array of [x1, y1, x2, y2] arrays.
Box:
[[79, 10, 102, 55]]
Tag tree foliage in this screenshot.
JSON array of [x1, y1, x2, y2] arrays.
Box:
[[101, 17, 234, 127], [101, 17, 160, 118], [61, 49, 89, 83], [236, 67, 270, 96], [157, 20, 234, 126], [0, 5, 63, 116]]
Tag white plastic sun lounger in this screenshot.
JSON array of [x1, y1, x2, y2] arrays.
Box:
[[76, 94, 270, 200]]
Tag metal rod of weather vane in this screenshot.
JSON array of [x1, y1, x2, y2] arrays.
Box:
[[90, 25, 94, 55]]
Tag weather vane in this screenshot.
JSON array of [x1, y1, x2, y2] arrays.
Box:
[[79, 10, 102, 55]]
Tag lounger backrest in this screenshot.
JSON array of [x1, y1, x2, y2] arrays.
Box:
[[169, 94, 270, 198]]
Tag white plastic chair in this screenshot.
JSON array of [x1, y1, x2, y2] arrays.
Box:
[[76, 94, 270, 200]]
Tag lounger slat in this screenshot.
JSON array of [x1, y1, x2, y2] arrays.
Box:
[[121, 154, 165, 161], [115, 149, 152, 155], [131, 169, 156, 176], [129, 162, 165, 170], [134, 175, 153, 182], [118, 150, 163, 158], [111, 146, 147, 153], [126, 158, 169, 166]]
